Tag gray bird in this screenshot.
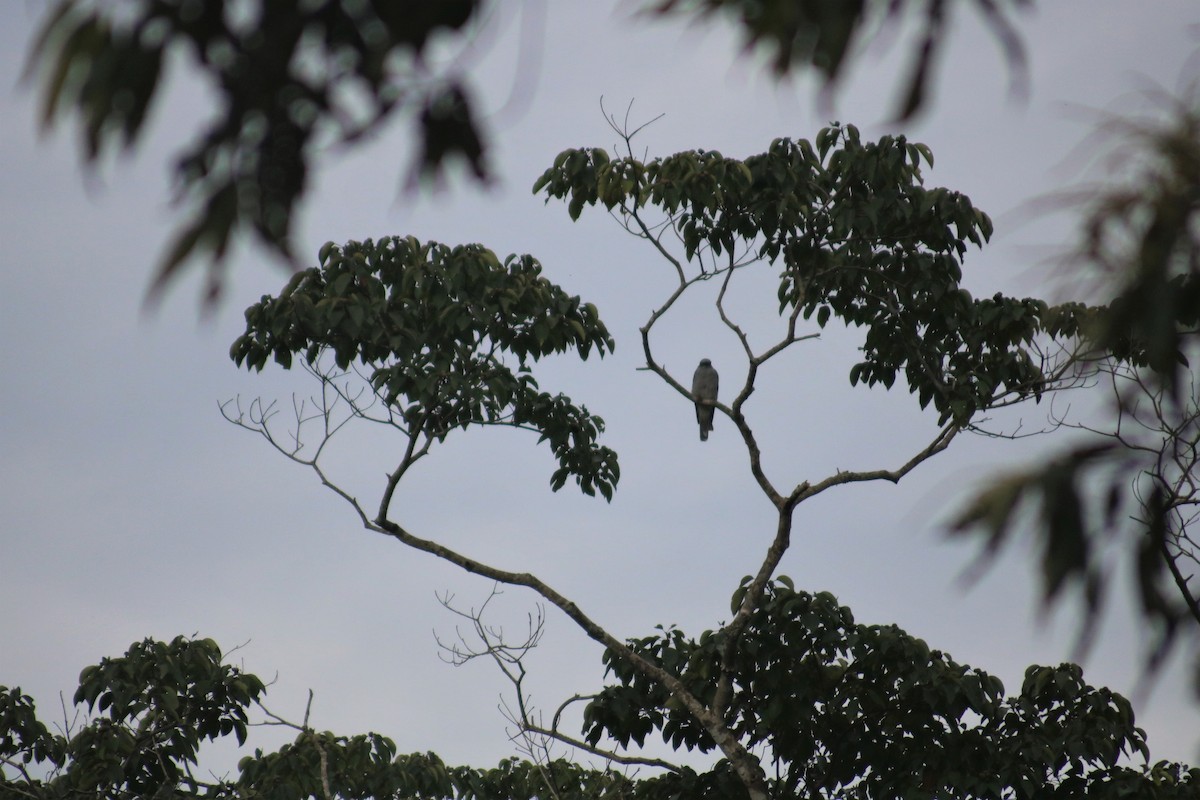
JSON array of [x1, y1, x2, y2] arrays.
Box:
[[692, 358, 719, 441]]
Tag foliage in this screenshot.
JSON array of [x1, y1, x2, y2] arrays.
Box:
[[4, 605, 1197, 800], [20, 0, 1200, 685], [213, 123, 1180, 800], [19, 3, 1200, 798], [952, 93, 1200, 668], [1, 636, 263, 798], [647, 0, 1031, 119], [536, 123, 1091, 427], [26, 0, 486, 301], [0, 635, 635, 800], [1081, 98, 1200, 388], [209, 125, 1198, 800], [535, 110, 1200, 686], [24, 0, 1032, 301], [230, 236, 619, 499], [581, 579, 1192, 800]]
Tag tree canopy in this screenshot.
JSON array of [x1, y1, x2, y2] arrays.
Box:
[[186, 122, 1197, 799], [4, 585, 1196, 800], [230, 236, 618, 498], [10, 4, 1200, 800], [25, 4, 1199, 652]]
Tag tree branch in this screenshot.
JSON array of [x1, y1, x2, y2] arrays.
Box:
[[792, 422, 960, 506], [368, 514, 770, 798], [519, 720, 683, 772], [712, 504, 796, 720]]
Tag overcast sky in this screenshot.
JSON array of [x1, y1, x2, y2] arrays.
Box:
[[2, 1, 1199, 776]]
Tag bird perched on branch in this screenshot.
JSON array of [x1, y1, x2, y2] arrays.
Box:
[[692, 358, 719, 441]]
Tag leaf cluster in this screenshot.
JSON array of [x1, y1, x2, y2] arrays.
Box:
[[952, 437, 1199, 673], [0, 639, 638, 800], [537, 125, 1092, 425], [953, 446, 1114, 611], [237, 736, 447, 800], [448, 757, 633, 800], [581, 578, 1187, 800], [645, 0, 1030, 120], [954, 93, 1200, 677], [1080, 99, 1200, 390], [27, 0, 486, 300], [230, 237, 619, 499], [243, 746, 637, 800], [0, 687, 63, 769], [1, 636, 263, 798]]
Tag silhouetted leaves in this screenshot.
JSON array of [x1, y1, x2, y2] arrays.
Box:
[[647, 0, 1030, 120], [0, 687, 63, 769], [26, 0, 488, 303], [955, 94, 1200, 677], [25, 1, 1034, 304], [954, 438, 1194, 671], [2, 636, 262, 798], [582, 579, 1191, 800], [952, 445, 1111, 614], [1, 638, 640, 800], [6, 620, 1195, 800], [1078, 101, 1200, 395], [538, 124, 1090, 426], [231, 236, 618, 499]]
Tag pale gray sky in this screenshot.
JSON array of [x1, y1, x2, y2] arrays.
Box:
[[2, 1, 1198, 775]]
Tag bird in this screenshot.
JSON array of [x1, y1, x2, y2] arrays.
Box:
[[692, 358, 719, 441]]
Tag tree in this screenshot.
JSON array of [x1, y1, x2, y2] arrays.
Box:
[[27, 0, 1198, 688], [150, 122, 1182, 798], [15, 3, 1200, 797], [4, 603, 1198, 799]]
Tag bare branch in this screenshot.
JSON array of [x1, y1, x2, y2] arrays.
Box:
[[601, 97, 664, 149], [254, 702, 308, 731], [550, 693, 597, 733], [518, 719, 683, 772], [793, 423, 960, 505], [0, 756, 39, 792], [441, 586, 685, 774], [434, 586, 544, 669], [303, 689, 314, 730]]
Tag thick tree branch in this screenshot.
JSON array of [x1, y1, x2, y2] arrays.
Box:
[[707, 421, 962, 721], [368, 515, 770, 799], [379, 417, 434, 522], [712, 504, 796, 719]]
